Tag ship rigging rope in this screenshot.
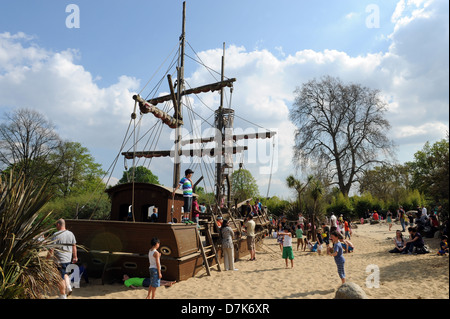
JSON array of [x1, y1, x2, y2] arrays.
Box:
[[266, 138, 276, 198], [86, 104, 138, 220], [138, 41, 180, 96], [123, 39, 276, 208]]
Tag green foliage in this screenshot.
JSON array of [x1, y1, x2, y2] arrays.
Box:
[[0, 170, 60, 299], [399, 189, 425, 212], [231, 169, 259, 203], [118, 166, 160, 185], [261, 196, 291, 217], [326, 192, 353, 217], [407, 138, 449, 221], [42, 192, 111, 221], [50, 142, 106, 198]]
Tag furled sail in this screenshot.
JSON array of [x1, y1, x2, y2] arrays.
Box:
[[179, 131, 277, 146], [122, 145, 248, 159]]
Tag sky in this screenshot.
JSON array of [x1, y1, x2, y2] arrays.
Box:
[[0, 0, 448, 200]]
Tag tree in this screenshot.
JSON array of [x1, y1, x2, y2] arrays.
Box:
[[358, 164, 411, 204], [286, 174, 313, 214], [309, 179, 323, 241], [0, 108, 62, 182], [290, 76, 395, 197], [50, 141, 106, 197], [407, 137, 449, 221], [231, 169, 259, 203], [118, 166, 160, 185]]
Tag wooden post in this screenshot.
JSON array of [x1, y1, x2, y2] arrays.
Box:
[[173, 1, 186, 188]]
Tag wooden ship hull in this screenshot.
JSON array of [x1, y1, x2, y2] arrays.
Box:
[[66, 183, 268, 283], [66, 219, 204, 282]]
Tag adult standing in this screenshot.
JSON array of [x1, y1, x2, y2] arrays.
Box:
[[245, 215, 256, 261], [398, 206, 406, 232], [221, 220, 238, 271], [48, 219, 77, 299], [386, 210, 393, 231], [172, 169, 194, 223], [330, 212, 337, 232]]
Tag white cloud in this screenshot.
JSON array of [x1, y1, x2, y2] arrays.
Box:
[[0, 32, 141, 150]]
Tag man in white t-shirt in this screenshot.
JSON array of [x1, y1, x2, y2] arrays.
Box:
[[330, 213, 337, 228], [48, 219, 77, 299]]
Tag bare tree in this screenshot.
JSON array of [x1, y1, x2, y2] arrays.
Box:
[[290, 76, 395, 197], [0, 108, 62, 180]]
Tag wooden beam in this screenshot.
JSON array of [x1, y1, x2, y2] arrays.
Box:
[[122, 146, 248, 159], [146, 78, 236, 106]]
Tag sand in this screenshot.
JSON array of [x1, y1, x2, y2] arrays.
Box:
[[54, 221, 449, 299]]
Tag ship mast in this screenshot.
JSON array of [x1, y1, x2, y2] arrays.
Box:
[[173, 1, 186, 188], [215, 43, 234, 208]]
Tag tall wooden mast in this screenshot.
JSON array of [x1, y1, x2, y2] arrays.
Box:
[[173, 1, 186, 188], [215, 43, 234, 208]]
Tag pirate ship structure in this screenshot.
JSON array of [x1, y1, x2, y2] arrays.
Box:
[[66, 2, 276, 283]]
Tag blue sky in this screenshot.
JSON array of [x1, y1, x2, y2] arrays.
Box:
[[1, 0, 398, 86], [1, 0, 448, 198]]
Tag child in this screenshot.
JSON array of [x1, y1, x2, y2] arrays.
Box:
[[321, 223, 330, 247], [296, 224, 304, 251], [146, 237, 162, 299], [172, 169, 194, 223], [277, 229, 284, 252], [438, 235, 448, 256], [340, 238, 354, 253], [328, 231, 346, 284], [304, 238, 311, 252], [344, 220, 351, 240], [279, 227, 294, 268], [316, 229, 324, 255]]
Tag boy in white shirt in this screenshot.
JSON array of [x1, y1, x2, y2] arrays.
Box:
[[278, 227, 294, 268]]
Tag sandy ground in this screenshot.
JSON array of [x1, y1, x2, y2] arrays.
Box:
[[50, 221, 449, 299]]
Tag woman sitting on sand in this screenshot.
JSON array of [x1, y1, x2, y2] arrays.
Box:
[[389, 230, 406, 253]]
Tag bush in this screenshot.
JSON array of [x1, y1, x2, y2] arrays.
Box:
[[326, 193, 353, 218], [0, 171, 61, 299], [42, 192, 111, 221]]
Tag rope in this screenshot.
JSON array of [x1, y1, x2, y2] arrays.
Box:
[[266, 138, 276, 198], [139, 41, 180, 96]]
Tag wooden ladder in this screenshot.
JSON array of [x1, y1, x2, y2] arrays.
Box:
[[197, 223, 221, 276]]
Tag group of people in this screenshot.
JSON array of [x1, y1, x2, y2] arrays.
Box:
[[240, 199, 264, 218], [388, 205, 447, 256], [218, 213, 257, 272], [271, 212, 354, 283]]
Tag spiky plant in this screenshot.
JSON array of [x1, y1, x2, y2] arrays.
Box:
[[0, 170, 60, 299]]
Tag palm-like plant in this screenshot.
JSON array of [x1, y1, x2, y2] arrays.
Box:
[[310, 179, 323, 242], [0, 170, 60, 299], [286, 175, 313, 214]]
